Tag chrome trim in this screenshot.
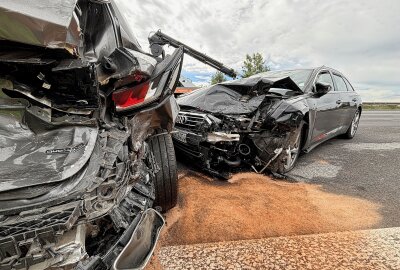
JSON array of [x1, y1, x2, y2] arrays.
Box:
[[178, 111, 212, 125]]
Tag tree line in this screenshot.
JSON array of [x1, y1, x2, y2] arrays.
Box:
[[210, 52, 270, 84]]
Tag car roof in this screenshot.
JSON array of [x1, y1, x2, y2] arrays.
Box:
[[314, 66, 347, 77]]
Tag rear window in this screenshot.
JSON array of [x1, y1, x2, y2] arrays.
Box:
[[344, 78, 355, 91], [333, 74, 348, 92]]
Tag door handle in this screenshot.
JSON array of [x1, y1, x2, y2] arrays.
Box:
[[352, 98, 357, 102], [336, 100, 342, 104]]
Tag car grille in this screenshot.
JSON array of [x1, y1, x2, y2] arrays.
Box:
[[175, 111, 209, 131], [174, 140, 203, 158]]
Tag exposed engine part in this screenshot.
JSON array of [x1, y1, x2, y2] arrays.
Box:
[[207, 132, 240, 143], [219, 156, 242, 167], [238, 143, 251, 156], [251, 148, 283, 174]]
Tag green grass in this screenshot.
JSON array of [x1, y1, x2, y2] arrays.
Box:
[[363, 104, 400, 111]]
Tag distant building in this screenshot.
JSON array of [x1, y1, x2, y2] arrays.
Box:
[[178, 76, 196, 87], [176, 76, 198, 96]]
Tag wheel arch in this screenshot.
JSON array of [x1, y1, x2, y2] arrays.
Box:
[[300, 111, 311, 150]]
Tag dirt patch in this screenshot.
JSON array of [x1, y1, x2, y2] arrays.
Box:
[[144, 247, 163, 270], [159, 170, 381, 246]]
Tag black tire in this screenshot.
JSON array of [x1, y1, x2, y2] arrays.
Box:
[[343, 109, 361, 139], [149, 131, 178, 212]]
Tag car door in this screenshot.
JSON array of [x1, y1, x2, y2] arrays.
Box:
[[332, 73, 354, 132], [310, 70, 343, 144], [342, 76, 359, 128]]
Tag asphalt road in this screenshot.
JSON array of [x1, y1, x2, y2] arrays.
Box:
[[287, 111, 400, 228], [154, 110, 400, 269]]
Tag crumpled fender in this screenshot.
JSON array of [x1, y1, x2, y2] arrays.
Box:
[[0, 117, 98, 192]]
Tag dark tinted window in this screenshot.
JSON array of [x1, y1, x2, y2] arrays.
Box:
[[333, 74, 348, 92], [316, 72, 334, 91]]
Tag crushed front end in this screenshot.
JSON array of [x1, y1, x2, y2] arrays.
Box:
[[173, 75, 307, 178]]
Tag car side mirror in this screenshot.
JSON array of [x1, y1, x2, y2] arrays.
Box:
[[314, 82, 331, 96]]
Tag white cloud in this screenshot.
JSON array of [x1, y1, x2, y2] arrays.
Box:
[[356, 83, 400, 102], [116, 0, 400, 101], [194, 75, 211, 81], [192, 81, 209, 88]]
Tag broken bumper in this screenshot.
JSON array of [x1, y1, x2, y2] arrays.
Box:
[[0, 208, 164, 270], [172, 128, 206, 159], [78, 209, 165, 270], [0, 125, 164, 269]]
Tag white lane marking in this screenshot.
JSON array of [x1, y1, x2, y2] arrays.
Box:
[[343, 142, 400, 151]]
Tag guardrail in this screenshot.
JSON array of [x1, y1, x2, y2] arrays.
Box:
[[363, 102, 400, 105], [362, 102, 400, 110]]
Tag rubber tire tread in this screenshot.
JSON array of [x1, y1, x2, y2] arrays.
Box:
[[149, 131, 178, 212]]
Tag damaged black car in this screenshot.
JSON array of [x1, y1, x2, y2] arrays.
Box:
[[0, 0, 182, 269], [173, 67, 362, 178]]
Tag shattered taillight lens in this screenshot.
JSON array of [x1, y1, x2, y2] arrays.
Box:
[[112, 48, 183, 112], [112, 81, 151, 110]]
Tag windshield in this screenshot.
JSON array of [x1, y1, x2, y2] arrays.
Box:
[[254, 69, 313, 90]]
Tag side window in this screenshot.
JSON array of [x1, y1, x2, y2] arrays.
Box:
[[344, 78, 355, 91], [333, 74, 348, 92], [316, 72, 335, 91]]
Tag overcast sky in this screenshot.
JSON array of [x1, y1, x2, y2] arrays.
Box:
[[117, 0, 400, 102]]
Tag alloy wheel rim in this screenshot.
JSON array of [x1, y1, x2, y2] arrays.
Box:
[[351, 111, 360, 136], [284, 132, 301, 169]]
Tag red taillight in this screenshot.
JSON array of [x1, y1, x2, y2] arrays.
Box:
[[112, 82, 150, 109]]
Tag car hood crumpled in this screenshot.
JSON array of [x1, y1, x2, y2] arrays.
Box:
[[177, 76, 302, 115], [0, 0, 80, 51], [0, 114, 98, 193]]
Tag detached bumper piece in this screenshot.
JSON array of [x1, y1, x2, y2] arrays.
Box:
[[76, 209, 164, 270]]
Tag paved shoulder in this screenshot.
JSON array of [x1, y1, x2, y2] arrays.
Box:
[[286, 111, 400, 227], [157, 227, 400, 269]]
